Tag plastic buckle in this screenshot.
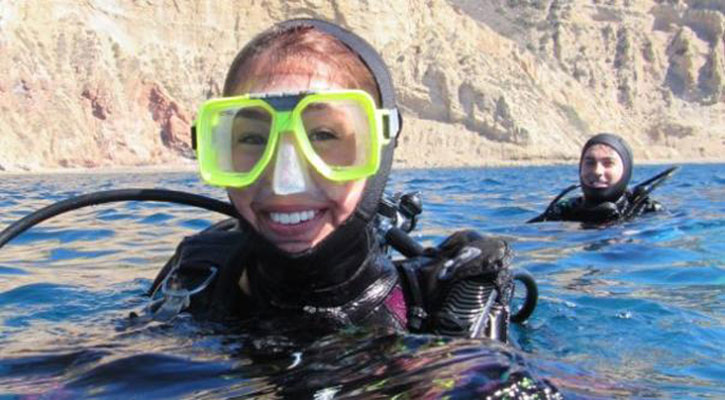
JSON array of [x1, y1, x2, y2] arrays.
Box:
[[407, 306, 428, 331], [148, 266, 218, 321]]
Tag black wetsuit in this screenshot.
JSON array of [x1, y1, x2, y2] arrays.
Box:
[[534, 190, 662, 224], [148, 220, 514, 340], [149, 222, 408, 332]]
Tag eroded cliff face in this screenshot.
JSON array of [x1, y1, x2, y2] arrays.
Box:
[[0, 0, 722, 172]]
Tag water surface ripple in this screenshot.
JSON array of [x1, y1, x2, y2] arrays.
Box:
[[0, 165, 722, 399]]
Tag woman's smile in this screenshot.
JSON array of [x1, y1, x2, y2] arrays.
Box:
[[254, 202, 329, 252]]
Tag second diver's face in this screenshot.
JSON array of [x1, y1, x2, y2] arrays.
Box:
[[579, 144, 624, 190], [226, 68, 368, 254]]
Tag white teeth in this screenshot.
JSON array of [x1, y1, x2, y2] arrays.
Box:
[[269, 210, 316, 225]]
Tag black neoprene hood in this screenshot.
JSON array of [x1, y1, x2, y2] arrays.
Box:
[[223, 19, 403, 296], [579, 133, 633, 204]]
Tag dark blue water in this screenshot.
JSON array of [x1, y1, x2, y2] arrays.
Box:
[[0, 164, 723, 399]]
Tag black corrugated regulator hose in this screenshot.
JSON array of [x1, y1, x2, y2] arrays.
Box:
[[0, 188, 238, 250]]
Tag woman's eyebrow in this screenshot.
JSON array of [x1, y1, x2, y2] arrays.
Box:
[[235, 109, 271, 122]]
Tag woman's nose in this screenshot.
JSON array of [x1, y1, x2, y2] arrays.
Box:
[[270, 134, 314, 195]]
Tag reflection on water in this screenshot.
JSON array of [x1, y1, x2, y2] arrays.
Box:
[[0, 164, 723, 399]]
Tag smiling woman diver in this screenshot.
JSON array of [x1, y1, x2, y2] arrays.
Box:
[[143, 18, 537, 341], [0, 17, 559, 399], [0, 18, 538, 342]]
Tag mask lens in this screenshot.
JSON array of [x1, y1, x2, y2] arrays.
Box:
[[211, 105, 273, 174], [301, 99, 372, 168]]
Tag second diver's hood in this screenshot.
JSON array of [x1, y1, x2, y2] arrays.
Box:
[[579, 133, 632, 205], [230, 18, 403, 307]]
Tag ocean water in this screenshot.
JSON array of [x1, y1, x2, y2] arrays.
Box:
[[0, 164, 723, 399]]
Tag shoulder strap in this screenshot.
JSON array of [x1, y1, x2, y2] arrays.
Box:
[[148, 222, 253, 318], [204, 229, 255, 319], [149, 224, 247, 294], [394, 258, 429, 332]]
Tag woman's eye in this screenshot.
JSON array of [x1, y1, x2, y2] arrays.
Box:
[[236, 134, 267, 145], [308, 129, 339, 142]]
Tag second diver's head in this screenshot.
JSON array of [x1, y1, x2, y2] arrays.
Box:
[[579, 133, 633, 204], [194, 19, 401, 255]]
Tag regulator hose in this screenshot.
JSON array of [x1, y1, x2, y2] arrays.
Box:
[[0, 188, 238, 250], [527, 184, 580, 223], [511, 270, 538, 323]]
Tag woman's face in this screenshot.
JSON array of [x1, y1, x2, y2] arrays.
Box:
[[226, 69, 367, 253], [579, 144, 624, 190]]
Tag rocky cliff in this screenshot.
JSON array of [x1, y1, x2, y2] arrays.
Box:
[[1, 0, 722, 172]]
